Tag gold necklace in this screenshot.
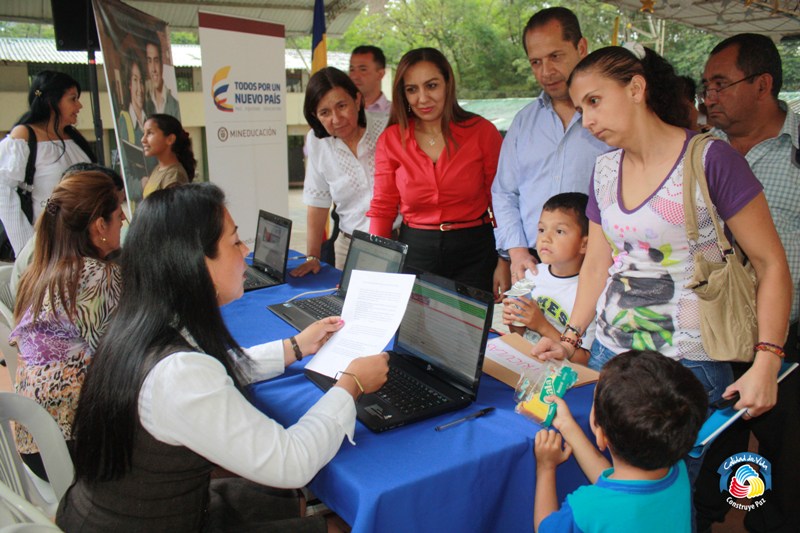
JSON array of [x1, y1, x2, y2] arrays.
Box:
[[418, 128, 442, 147]]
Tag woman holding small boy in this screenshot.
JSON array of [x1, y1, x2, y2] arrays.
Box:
[[533, 42, 791, 421]]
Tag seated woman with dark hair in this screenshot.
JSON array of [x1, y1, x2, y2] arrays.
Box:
[[57, 183, 389, 532], [11, 170, 125, 479]]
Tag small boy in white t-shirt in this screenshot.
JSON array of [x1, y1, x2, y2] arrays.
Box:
[[502, 193, 595, 361]]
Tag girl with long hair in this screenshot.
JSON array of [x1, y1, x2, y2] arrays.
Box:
[[534, 44, 790, 421], [0, 70, 96, 255], [140, 113, 195, 197], [11, 170, 124, 479], [367, 48, 503, 295], [57, 183, 388, 532]]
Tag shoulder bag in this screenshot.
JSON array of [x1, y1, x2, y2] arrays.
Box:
[[683, 133, 758, 363]]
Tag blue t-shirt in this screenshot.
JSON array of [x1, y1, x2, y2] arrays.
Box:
[[539, 461, 691, 533]]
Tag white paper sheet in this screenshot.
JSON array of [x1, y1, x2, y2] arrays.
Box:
[[305, 270, 416, 378]]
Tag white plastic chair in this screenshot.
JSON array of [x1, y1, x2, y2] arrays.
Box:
[[0, 265, 17, 387], [0, 526, 61, 533], [0, 393, 73, 518], [0, 481, 53, 528], [0, 266, 14, 316]]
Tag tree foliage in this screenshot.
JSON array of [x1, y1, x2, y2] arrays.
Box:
[[328, 0, 800, 97]]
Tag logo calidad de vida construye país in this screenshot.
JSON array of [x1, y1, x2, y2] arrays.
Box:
[[717, 452, 772, 512], [211, 66, 282, 143]]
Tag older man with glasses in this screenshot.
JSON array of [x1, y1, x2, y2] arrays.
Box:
[[694, 33, 799, 533]]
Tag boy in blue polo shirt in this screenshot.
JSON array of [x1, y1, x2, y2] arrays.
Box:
[[533, 350, 708, 532]]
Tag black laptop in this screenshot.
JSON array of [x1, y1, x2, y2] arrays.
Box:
[[306, 269, 494, 432], [244, 210, 292, 292], [268, 230, 408, 330]]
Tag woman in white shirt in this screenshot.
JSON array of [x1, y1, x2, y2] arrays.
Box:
[[0, 71, 95, 255], [57, 183, 389, 533], [292, 67, 389, 276]]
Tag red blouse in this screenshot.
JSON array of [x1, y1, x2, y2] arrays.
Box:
[[367, 116, 502, 237]]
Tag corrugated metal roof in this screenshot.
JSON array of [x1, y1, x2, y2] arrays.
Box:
[[0, 0, 365, 37], [0, 37, 351, 71], [605, 1, 800, 42]]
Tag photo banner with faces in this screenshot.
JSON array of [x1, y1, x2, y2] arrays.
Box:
[[92, 0, 182, 211], [198, 11, 289, 244]]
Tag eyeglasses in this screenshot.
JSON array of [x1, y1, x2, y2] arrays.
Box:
[[697, 73, 762, 103]]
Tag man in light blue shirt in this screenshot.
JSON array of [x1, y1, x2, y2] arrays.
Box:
[[492, 7, 608, 283]]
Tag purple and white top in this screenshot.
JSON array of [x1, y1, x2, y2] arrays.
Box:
[[586, 131, 762, 361]]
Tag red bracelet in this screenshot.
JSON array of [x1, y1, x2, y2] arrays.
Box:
[[754, 342, 785, 358]]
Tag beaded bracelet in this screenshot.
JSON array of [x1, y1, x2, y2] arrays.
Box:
[[754, 342, 786, 359], [559, 334, 582, 349], [559, 334, 582, 361], [335, 371, 365, 400]]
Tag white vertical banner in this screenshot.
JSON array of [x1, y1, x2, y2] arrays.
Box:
[[198, 12, 288, 242]]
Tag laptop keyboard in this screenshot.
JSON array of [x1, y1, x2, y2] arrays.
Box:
[[376, 366, 449, 415], [244, 269, 276, 289], [295, 296, 343, 318]]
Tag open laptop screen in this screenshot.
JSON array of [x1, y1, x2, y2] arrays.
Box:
[[339, 231, 407, 294], [395, 276, 490, 389], [253, 212, 290, 273]]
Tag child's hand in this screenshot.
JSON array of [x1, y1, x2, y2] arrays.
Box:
[[545, 395, 577, 433], [508, 324, 526, 336], [531, 336, 570, 361], [503, 296, 547, 334], [501, 298, 518, 325], [534, 429, 572, 470]]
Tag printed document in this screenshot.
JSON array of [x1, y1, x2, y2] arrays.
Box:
[[305, 270, 416, 378]]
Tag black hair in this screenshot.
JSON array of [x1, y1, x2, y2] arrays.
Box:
[[63, 162, 124, 191], [542, 192, 589, 236], [145, 113, 196, 180], [522, 7, 583, 54], [72, 183, 252, 481], [351, 45, 386, 69], [144, 37, 163, 62], [568, 46, 690, 129], [14, 70, 96, 162], [390, 48, 477, 150], [304, 67, 367, 139], [593, 350, 708, 470], [122, 51, 146, 109], [710, 33, 782, 98], [679, 75, 696, 104]]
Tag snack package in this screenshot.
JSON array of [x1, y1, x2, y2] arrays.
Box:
[[514, 361, 578, 427], [503, 276, 535, 327]]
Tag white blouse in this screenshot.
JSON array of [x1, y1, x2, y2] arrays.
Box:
[[138, 340, 357, 488], [0, 136, 91, 254], [303, 112, 389, 235]]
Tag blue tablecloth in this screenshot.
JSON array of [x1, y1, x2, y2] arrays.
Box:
[[222, 253, 596, 533]]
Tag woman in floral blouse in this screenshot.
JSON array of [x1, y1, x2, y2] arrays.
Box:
[[11, 168, 125, 479]]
